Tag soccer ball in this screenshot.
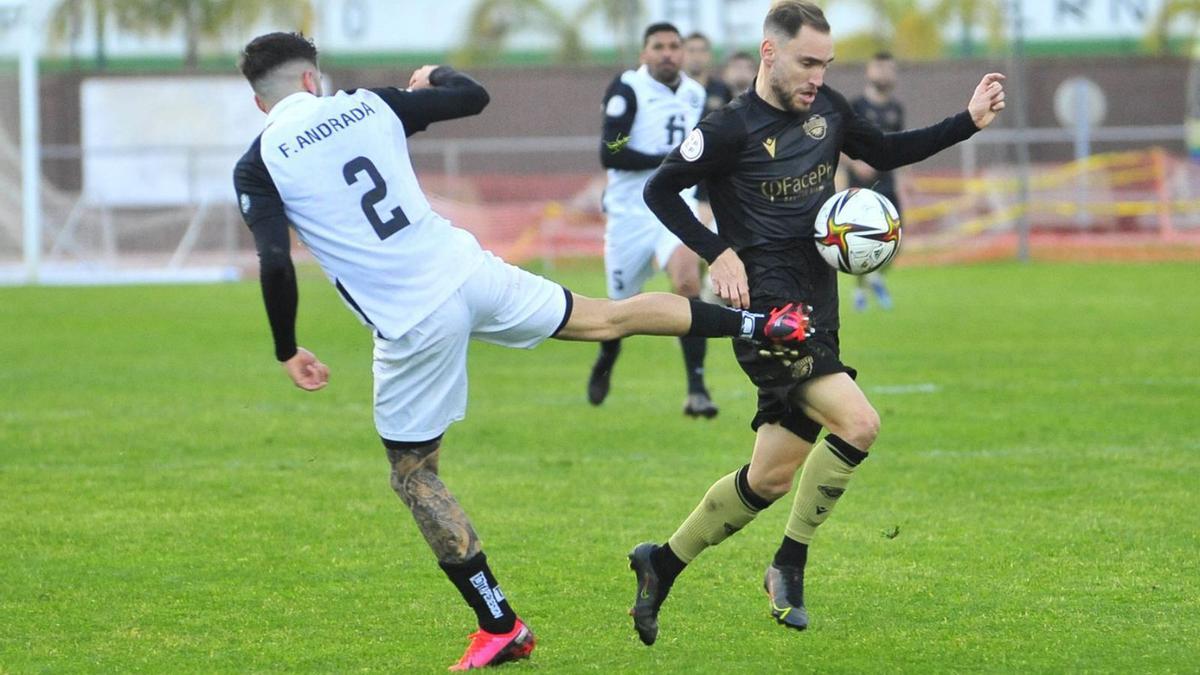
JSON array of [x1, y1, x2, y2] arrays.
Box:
[[813, 188, 902, 275]]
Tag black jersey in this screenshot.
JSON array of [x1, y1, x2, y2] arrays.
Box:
[[848, 96, 905, 199], [703, 77, 733, 117], [644, 84, 978, 329]]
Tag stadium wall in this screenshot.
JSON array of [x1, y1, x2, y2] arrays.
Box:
[[2, 55, 1188, 192], [3, 56, 1194, 272]]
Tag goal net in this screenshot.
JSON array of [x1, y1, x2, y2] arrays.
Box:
[[0, 0, 246, 285]]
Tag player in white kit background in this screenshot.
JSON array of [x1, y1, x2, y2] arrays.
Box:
[[232, 33, 813, 670], [590, 22, 721, 418]]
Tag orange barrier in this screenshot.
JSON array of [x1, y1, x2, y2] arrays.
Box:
[[423, 149, 1200, 266]]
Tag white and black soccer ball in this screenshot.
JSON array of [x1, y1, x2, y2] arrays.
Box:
[[813, 188, 902, 275]]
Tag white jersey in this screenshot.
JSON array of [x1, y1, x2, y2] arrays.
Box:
[[239, 88, 484, 340], [601, 65, 706, 220]]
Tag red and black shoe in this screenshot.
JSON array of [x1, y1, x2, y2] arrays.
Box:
[[448, 619, 535, 671], [762, 303, 814, 344]]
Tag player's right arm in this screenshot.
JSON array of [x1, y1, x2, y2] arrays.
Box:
[[599, 75, 667, 170], [833, 80, 997, 172], [233, 144, 328, 391], [643, 111, 750, 306], [369, 65, 490, 136]]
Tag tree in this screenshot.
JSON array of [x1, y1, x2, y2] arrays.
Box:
[[1147, 0, 1200, 54], [931, 0, 1007, 58], [52, 0, 313, 70], [49, 0, 130, 70], [828, 0, 1005, 61], [457, 0, 642, 66], [115, 0, 313, 69]]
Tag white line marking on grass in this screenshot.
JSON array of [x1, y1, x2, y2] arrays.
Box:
[[0, 409, 92, 423], [916, 443, 1198, 459], [867, 383, 941, 395]]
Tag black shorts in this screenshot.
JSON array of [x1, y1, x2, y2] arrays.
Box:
[[732, 331, 857, 443]]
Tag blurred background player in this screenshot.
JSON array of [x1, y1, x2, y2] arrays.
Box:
[[723, 50, 759, 98], [681, 29, 734, 307], [684, 31, 733, 121], [683, 31, 734, 308], [233, 32, 810, 670], [839, 51, 914, 311], [683, 31, 733, 228], [591, 22, 717, 418]]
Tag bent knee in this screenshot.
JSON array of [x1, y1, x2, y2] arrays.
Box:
[[564, 295, 625, 340], [752, 474, 793, 501], [747, 464, 797, 501], [385, 440, 441, 492], [835, 408, 880, 450]]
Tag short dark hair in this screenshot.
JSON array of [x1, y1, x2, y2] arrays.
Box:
[[872, 50, 895, 61], [684, 31, 711, 47], [643, 22, 681, 46], [763, 1, 830, 39], [728, 50, 756, 64], [239, 32, 318, 86]]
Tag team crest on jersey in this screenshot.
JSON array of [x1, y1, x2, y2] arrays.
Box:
[[803, 114, 827, 140], [239, 193, 251, 214], [681, 128, 704, 161], [790, 355, 814, 379]]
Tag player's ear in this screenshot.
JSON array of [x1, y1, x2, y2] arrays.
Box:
[[760, 38, 774, 67], [302, 69, 322, 96], [254, 94, 268, 114]]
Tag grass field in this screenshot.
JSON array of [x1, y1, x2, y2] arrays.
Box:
[[2, 259, 1198, 673]]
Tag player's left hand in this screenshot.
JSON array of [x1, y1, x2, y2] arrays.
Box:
[[408, 65, 439, 91], [710, 248, 751, 309], [283, 347, 330, 391], [968, 73, 1006, 129]]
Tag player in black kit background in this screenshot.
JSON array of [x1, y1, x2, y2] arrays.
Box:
[[625, 0, 1007, 643], [843, 51, 911, 311]]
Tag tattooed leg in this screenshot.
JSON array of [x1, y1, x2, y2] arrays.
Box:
[[387, 440, 481, 564]]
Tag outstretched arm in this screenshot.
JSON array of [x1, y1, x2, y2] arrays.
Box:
[[370, 65, 490, 136], [840, 73, 1006, 172]]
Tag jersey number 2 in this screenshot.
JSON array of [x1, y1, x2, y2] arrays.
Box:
[[342, 156, 410, 240]]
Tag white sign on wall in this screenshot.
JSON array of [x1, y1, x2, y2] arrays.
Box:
[[81, 77, 265, 207], [1019, 0, 1158, 39]]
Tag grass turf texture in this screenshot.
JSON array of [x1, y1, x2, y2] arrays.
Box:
[[2, 260, 1198, 672]]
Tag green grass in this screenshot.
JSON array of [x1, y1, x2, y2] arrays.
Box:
[[1, 260, 1198, 673]]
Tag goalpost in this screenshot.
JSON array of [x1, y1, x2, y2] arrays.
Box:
[[6, 0, 49, 283], [1, 0, 244, 285]]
